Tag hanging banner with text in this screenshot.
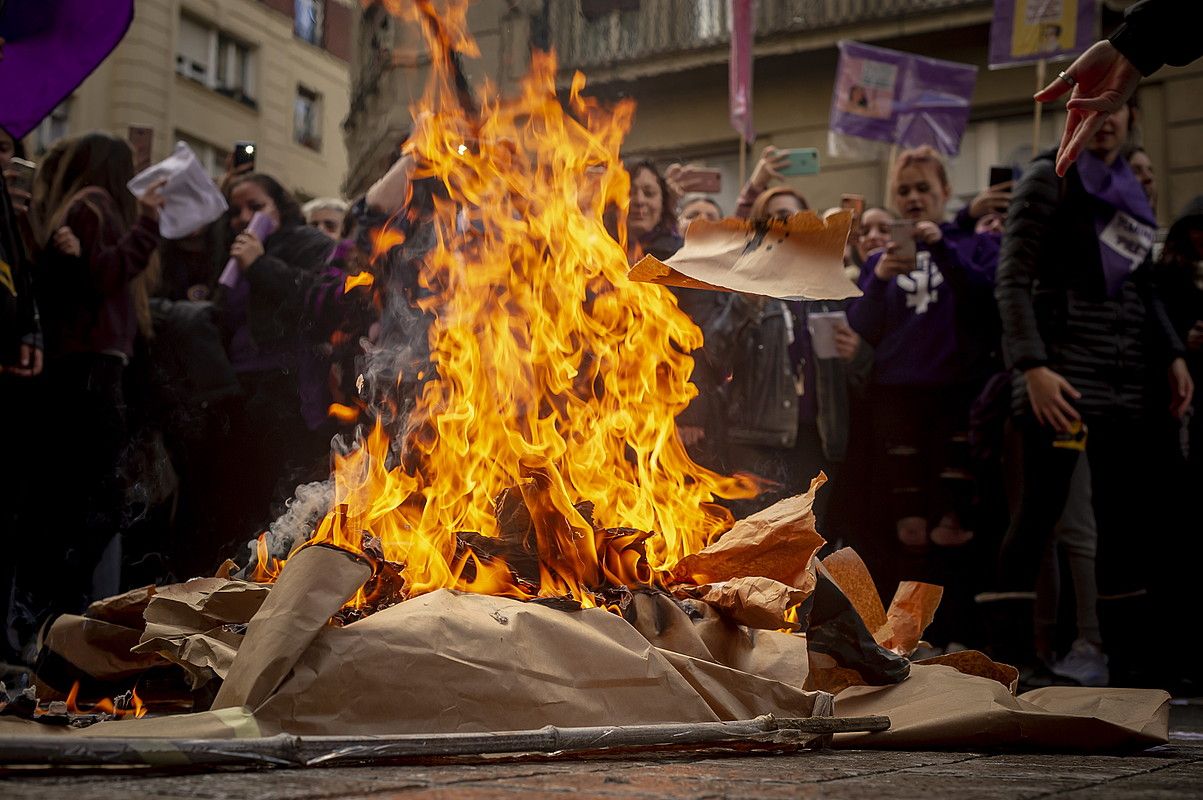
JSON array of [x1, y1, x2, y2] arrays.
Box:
[[728, 0, 756, 142], [988, 0, 1099, 69], [828, 40, 977, 158]]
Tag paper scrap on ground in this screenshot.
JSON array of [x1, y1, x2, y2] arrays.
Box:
[[834, 664, 1169, 751], [628, 212, 860, 301]]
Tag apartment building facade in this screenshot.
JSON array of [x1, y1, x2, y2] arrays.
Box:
[[27, 0, 355, 200], [552, 0, 1203, 225], [342, 0, 541, 196], [345, 0, 1203, 227]]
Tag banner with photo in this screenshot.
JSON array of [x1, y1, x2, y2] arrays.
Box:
[[989, 0, 1098, 69], [828, 40, 977, 158]]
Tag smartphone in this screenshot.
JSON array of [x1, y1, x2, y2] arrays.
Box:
[[779, 147, 820, 177], [128, 125, 154, 172], [988, 165, 1014, 187], [6, 157, 36, 195], [233, 140, 257, 170], [888, 219, 916, 260], [688, 167, 722, 194]]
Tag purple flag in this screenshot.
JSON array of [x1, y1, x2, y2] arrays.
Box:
[[829, 40, 977, 157], [728, 0, 755, 142], [0, 0, 135, 138], [989, 0, 1098, 69]]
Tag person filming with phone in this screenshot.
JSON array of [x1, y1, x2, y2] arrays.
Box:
[[847, 147, 997, 636]]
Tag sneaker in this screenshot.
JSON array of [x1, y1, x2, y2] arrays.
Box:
[[1051, 639, 1109, 687]]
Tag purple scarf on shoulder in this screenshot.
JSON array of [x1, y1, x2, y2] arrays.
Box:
[[1075, 151, 1157, 297]]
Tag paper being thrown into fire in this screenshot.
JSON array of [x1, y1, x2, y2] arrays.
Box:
[[628, 211, 862, 301]]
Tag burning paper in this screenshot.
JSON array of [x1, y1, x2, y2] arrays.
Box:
[[628, 212, 861, 300], [252, 0, 762, 611], [212, 545, 829, 735]]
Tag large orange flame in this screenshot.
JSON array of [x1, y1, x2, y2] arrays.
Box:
[[277, 0, 756, 607]]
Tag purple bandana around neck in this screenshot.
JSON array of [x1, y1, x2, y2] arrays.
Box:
[[1075, 150, 1157, 297]]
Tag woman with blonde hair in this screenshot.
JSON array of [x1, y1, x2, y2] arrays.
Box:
[[847, 145, 994, 570]]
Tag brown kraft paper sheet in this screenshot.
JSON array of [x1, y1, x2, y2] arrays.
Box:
[[833, 664, 1169, 750], [628, 212, 859, 301]]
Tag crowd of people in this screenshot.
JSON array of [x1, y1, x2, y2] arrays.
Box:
[[1, 0, 1200, 693], [627, 111, 1200, 692]]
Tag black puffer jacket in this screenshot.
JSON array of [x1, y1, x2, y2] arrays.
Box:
[[242, 224, 335, 349], [996, 150, 1183, 419]]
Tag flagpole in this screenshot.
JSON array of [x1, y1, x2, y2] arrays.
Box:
[[739, 134, 747, 190], [1032, 58, 1047, 157]]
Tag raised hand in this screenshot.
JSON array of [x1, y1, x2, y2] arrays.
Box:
[[1034, 41, 1142, 176]]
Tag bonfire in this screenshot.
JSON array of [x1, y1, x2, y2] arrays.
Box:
[[0, 0, 1169, 766]]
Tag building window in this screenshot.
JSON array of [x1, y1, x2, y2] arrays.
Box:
[[295, 0, 324, 46], [33, 100, 72, 155], [294, 86, 322, 151], [176, 131, 225, 179], [175, 14, 258, 108]]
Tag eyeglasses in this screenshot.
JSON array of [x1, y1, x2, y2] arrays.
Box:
[[311, 219, 341, 233]]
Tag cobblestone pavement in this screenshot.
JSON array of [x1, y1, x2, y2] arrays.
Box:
[[3, 703, 1200, 799]]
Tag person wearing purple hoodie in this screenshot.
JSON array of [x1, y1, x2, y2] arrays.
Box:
[[848, 146, 996, 583]]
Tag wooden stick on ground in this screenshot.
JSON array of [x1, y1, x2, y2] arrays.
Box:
[[0, 715, 890, 770]]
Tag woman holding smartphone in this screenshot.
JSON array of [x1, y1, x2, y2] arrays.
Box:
[[847, 146, 995, 593]]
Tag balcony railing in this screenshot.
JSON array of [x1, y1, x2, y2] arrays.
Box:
[[548, 0, 989, 74]]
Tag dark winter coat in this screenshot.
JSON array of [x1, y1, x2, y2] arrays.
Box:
[[220, 223, 334, 372], [0, 170, 40, 365], [36, 187, 159, 360], [995, 151, 1184, 419], [1108, 0, 1203, 77]]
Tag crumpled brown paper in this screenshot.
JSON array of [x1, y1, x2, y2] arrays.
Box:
[[834, 664, 1169, 751], [819, 548, 942, 657], [628, 212, 859, 301], [131, 578, 270, 689], [212, 545, 371, 712], [672, 475, 827, 590], [878, 582, 944, 656], [40, 616, 166, 690], [915, 650, 1019, 693], [624, 592, 815, 693], [678, 577, 808, 631], [208, 545, 828, 735], [85, 585, 157, 629], [819, 548, 887, 634]]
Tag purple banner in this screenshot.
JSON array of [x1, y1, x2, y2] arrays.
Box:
[[989, 0, 1098, 69], [829, 40, 977, 157], [0, 0, 135, 139], [728, 0, 755, 142]]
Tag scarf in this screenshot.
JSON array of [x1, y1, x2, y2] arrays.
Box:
[[1076, 150, 1157, 297]]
